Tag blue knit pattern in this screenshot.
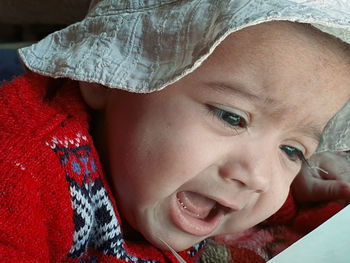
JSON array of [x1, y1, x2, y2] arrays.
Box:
[[48, 134, 205, 262]]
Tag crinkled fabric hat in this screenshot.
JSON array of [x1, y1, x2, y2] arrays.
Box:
[[18, 0, 350, 153]]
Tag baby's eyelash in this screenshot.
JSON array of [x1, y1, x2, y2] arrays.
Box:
[[207, 105, 248, 132], [279, 145, 309, 165]]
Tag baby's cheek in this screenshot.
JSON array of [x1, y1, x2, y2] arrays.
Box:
[[264, 180, 292, 215]]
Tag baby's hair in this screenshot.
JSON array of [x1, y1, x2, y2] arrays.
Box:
[[301, 154, 312, 168], [44, 77, 68, 101]]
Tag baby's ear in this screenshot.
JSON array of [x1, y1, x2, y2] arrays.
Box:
[[79, 82, 108, 110]]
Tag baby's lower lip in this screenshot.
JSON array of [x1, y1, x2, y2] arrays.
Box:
[[169, 192, 227, 236]]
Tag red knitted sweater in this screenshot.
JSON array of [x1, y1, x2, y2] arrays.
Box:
[[0, 73, 206, 263], [0, 73, 344, 263]]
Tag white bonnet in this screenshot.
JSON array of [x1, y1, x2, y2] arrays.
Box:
[[18, 0, 350, 153]]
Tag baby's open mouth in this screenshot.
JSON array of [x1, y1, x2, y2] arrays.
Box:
[[177, 191, 219, 219], [169, 191, 233, 236]]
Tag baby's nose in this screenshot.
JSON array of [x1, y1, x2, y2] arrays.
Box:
[[218, 153, 272, 193]]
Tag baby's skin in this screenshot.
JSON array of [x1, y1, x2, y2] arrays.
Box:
[[79, 21, 350, 251]]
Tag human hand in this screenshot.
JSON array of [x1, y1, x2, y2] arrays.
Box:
[[292, 151, 350, 203]]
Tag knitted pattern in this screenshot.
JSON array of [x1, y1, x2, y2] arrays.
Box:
[[0, 73, 205, 263], [48, 133, 158, 262]]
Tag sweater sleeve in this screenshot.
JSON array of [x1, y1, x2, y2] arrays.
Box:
[[0, 161, 50, 262], [0, 75, 75, 262], [0, 138, 76, 262]]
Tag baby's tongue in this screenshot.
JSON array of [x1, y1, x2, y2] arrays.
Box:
[[177, 191, 217, 219]]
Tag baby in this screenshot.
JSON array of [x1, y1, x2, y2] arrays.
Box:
[[1, 1, 350, 262], [83, 20, 350, 249]]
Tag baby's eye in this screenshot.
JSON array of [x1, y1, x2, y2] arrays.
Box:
[[279, 145, 306, 163], [208, 105, 248, 129]]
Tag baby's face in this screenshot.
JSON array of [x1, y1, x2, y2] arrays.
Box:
[[100, 22, 350, 251]]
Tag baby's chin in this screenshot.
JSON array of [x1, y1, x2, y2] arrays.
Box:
[[118, 220, 191, 251], [122, 199, 211, 251], [145, 232, 204, 252], [138, 221, 209, 252]]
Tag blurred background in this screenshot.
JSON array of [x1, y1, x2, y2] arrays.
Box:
[[0, 0, 90, 47], [0, 0, 90, 82]]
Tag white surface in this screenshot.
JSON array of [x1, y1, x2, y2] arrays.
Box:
[[268, 205, 350, 263]]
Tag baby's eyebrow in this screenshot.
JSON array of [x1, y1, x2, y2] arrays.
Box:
[[205, 81, 282, 116], [296, 123, 323, 145], [206, 81, 265, 103]]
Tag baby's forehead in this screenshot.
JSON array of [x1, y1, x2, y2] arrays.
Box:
[[206, 22, 350, 76], [225, 22, 350, 60], [208, 22, 350, 98]]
